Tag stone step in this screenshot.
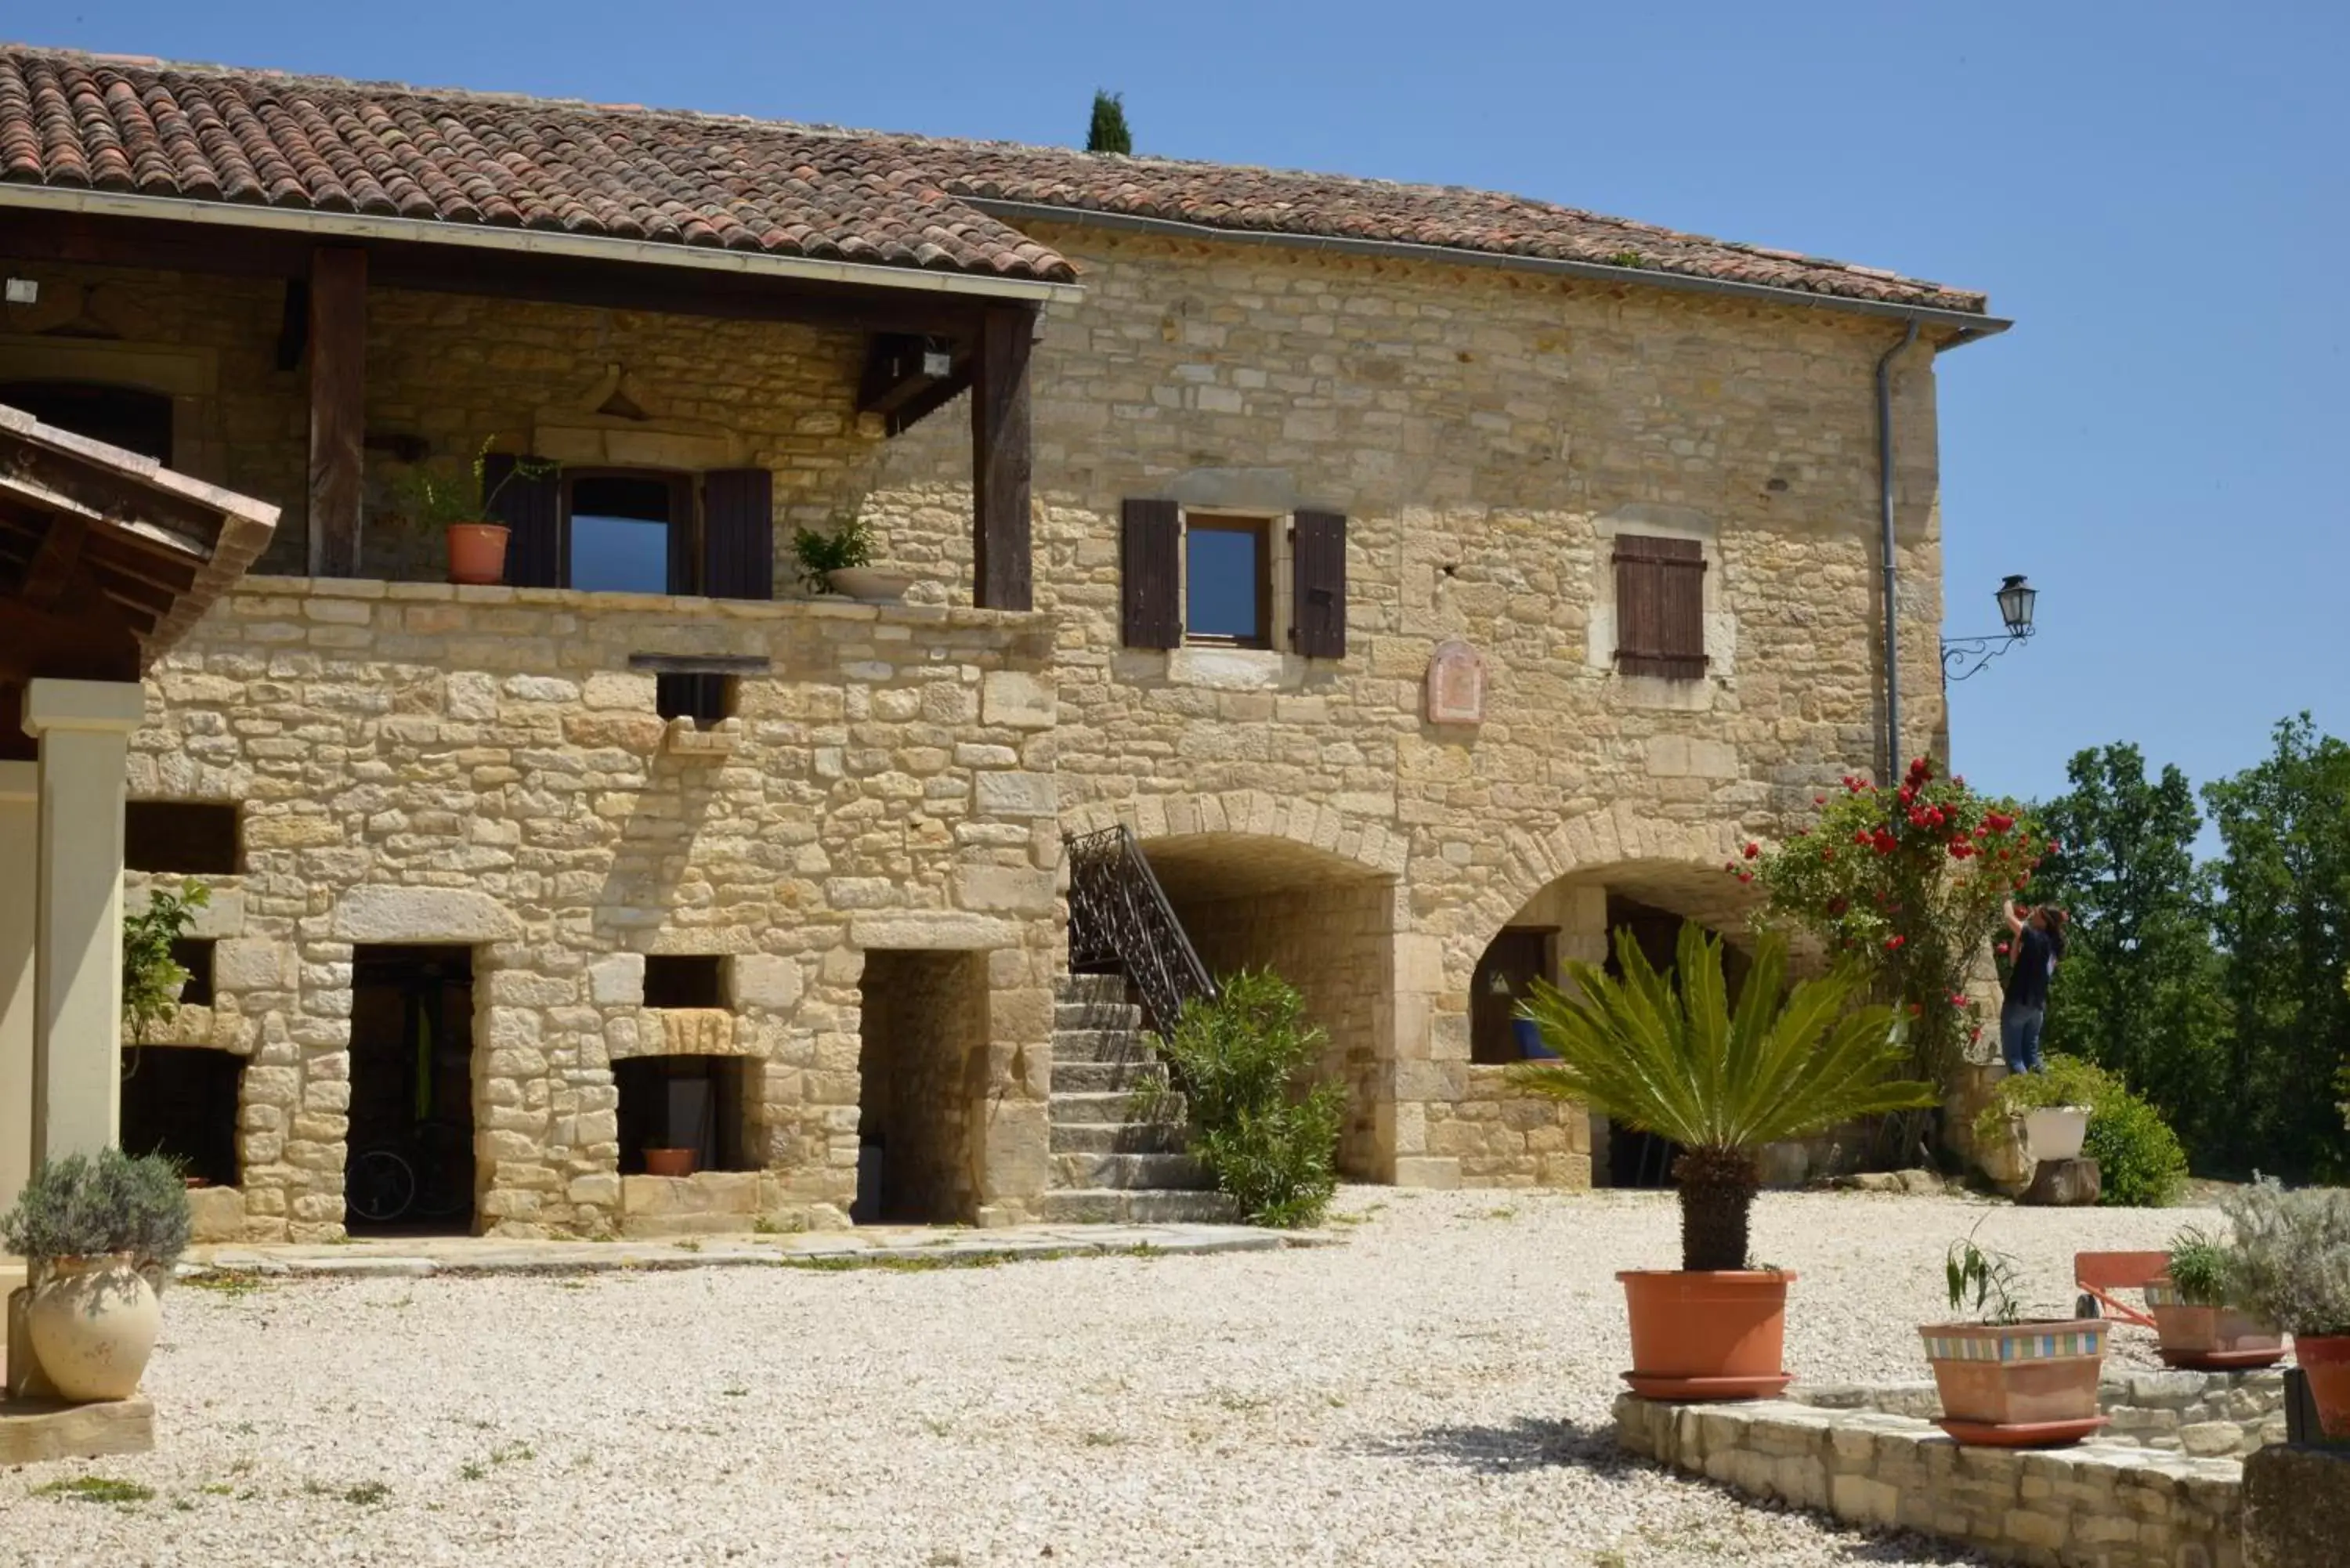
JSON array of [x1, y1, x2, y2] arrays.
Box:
[[1050, 1091, 1188, 1127], [1050, 1058, 1168, 1095], [1055, 1001, 1145, 1031], [1050, 1028, 1155, 1064], [1039, 1188, 1242, 1225], [1058, 974, 1131, 1006], [1051, 1151, 1213, 1190], [1049, 1118, 1192, 1156]]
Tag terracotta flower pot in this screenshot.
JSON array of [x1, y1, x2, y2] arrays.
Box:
[[642, 1147, 698, 1179], [25, 1254, 162, 1402], [2144, 1281, 2286, 1370], [1617, 1269, 1795, 1400], [1921, 1320, 2108, 1446], [2295, 1334, 2350, 1437], [446, 522, 510, 586]]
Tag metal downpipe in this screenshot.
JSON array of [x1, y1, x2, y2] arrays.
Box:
[[1876, 321, 1920, 783]]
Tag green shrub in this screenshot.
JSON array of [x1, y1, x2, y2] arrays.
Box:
[[2166, 1227, 2229, 1305], [122, 880, 208, 1043], [1151, 970, 1342, 1228], [1976, 1053, 2187, 1207], [1, 1148, 190, 1271], [2219, 1183, 2350, 1335]]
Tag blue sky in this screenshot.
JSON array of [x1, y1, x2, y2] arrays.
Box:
[[20, 2, 2345, 817]]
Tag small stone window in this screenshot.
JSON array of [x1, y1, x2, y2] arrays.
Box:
[[615, 1054, 752, 1174], [643, 955, 725, 1010], [172, 938, 215, 1007], [120, 1046, 241, 1188], [125, 801, 239, 875], [656, 674, 735, 728]]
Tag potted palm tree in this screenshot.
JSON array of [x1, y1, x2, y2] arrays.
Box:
[[1513, 922, 1933, 1400]]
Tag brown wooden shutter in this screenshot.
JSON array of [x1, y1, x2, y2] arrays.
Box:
[[483, 453, 561, 588], [1121, 498, 1180, 649], [1290, 510, 1347, 659], [700, 468, 774, 600], [1613, 535, 1708, 679]]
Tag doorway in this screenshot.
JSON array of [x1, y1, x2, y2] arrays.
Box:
[[346, 945, 475, 1234], [1471, 927, 1553, 1064], [853, 951, 987, 1224]]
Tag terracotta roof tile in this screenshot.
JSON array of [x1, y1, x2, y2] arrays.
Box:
[[0, 45, 1987, 313]]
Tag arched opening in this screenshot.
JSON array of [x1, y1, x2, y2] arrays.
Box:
[[0, 381, 173, 461], [1132, 833, 1396, 1180], [1475, 859, 1762, 1190]]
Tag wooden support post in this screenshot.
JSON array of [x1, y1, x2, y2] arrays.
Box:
[[969, 303, 1036, 612], [306, 247, 367, 578]]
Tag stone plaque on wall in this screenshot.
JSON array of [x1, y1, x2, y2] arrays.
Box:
[[1426, 638, 1486, 725]]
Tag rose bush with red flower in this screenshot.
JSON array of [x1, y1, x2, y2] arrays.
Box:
[[1741, 755, 2044, 1096]]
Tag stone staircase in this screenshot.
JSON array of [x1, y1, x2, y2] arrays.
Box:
[[1041, 974, 1237, 1223]]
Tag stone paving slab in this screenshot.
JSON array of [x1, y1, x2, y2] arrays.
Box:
[[0, 1396, 154, 1465], [181, 1223, 1332, 1279]]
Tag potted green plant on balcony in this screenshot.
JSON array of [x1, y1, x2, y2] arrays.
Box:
[[793, 511, 907, 602], [1512, 922, 1933, 1400], [389, 437, 555, 587], [2, 1148, 190, 1401], [1922, 1227, 2110, 1447], [2219, 1183, 2350, 1436], [2146, 1224, 2284, 1370]]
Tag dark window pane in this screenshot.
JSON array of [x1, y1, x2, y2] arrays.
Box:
[[0, 381, 173, 461], [570, 515, 670, 593], [1187, 526, 1263, 641]]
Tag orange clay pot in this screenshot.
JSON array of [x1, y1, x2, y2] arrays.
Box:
[[1617, 1269, 1795, 1400], [446, 522, 509, 586]]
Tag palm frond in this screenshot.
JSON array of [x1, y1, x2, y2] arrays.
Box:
[[1509, 923, 1935, 1154]]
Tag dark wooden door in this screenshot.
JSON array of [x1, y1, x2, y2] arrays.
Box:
[[1471, 927, 1552, 1064]]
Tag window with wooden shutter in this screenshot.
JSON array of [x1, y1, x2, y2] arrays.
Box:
[[1121, 498, 1181, 649], [700, 468, 775, 602], [1290, 510, 1347, 659], [483, 452, 561, 588], [1613, 534, 1708, 679]]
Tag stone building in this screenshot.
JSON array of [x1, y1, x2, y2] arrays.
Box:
[[0, 46, 2005, 1239]]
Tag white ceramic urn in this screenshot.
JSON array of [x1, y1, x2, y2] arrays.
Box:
[[25, 1254, 162, 1401]]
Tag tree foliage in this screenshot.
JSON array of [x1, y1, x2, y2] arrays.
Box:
[[122, 880, 208, 1044], [1085, 90, 1132, 155], [2034, 744, 2229, 1156], [2202, 716, 2350, 1180]]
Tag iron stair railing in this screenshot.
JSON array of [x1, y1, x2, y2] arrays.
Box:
[[1065, 825, 1217, 1037]]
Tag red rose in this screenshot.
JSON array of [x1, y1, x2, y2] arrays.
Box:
[[1736, 870, 1753, 883], [1996, 941, 2011, 956], [1885, 934, 1905, 950], [1743, 842, 1761, 860]]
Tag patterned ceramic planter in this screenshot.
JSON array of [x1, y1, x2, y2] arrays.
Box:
[[2143, 1281, 2286, 1370], [1921, 1320, 2108, 1446]]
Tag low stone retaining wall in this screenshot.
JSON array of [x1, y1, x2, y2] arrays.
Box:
[[1615, 1394, 2243, 1568], [1424, 1066, 1592, 1189], [1793, 1367, 2289, 1458]]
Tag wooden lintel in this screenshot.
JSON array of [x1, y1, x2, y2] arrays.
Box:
[[19, 515, 89, 610], [969, 302, 1036, 612], [624, 652, 772, 675], [305, 246, 367, 578]]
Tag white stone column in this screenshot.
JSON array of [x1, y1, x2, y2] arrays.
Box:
[[22, 678, 146, 1165], [0, 761, 38, 1216]]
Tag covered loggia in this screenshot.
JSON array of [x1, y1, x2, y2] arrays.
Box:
[[1132, 833, 1397, 1178], [1473, 859, 1762, 1189]]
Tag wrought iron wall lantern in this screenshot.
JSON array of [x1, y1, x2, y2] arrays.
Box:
[[1940, 574, 2037, 681]]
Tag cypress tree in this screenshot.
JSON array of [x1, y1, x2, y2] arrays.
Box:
[[1086, 90, 1132, 155]]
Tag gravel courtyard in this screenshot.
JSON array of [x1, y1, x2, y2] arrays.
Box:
[[4, 1188, 2207, 1566]]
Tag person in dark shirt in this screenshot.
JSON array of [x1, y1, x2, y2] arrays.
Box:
[[1999, 899, 2067, 1074]]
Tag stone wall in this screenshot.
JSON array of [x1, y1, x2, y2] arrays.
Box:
[[869, 222, 1956, 1183], [128, 577, 1060, 1239], [1795, 1369, 2291, 1458], [1616, 1393, 2244, 1568], [1424, 1064, 1593, 1188]]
